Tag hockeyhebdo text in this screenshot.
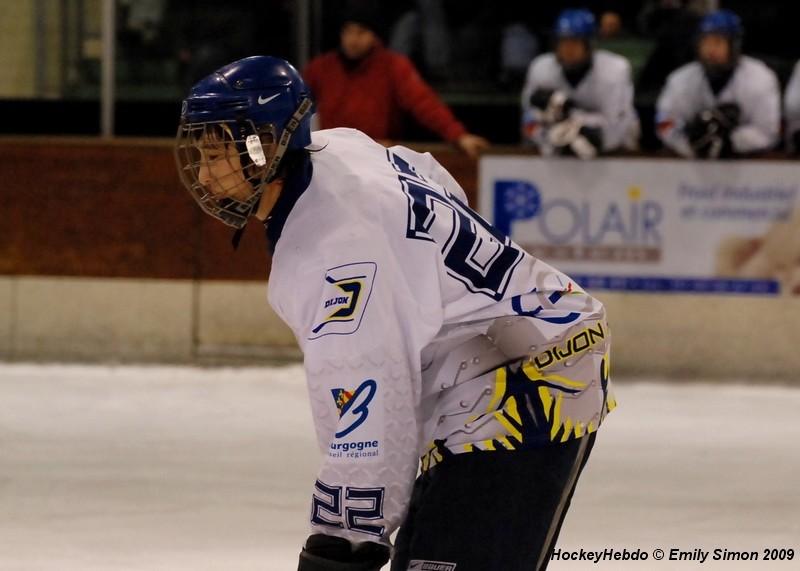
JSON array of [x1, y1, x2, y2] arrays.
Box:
[[550, 547, 795, 564]]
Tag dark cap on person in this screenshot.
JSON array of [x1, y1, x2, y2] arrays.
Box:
[[341, 0, 387, 37]]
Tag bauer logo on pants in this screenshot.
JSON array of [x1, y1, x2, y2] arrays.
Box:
[[408, 560, 457, 571], [309, 261, 377, 339]]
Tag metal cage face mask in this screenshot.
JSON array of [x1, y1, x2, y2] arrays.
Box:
[[175, 119, 277, 229]]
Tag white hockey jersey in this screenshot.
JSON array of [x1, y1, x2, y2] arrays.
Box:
[[267, 128, 615, 547], [520, 50, 639, 153], [784, 60, 800, 150], [656, 56, 780, 157]]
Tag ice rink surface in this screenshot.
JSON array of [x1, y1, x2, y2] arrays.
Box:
[[1, 363, 798, 570]]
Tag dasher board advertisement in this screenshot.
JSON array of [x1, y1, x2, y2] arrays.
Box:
[[478, 157, 800, 295]]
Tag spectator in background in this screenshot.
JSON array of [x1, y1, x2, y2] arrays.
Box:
[[520, 9, 639, 159], [167, 0, 292, 90], [389, 0, 542, 88], [523, 2, 640, 45], [784, 61, 800, 153], [656, 10, 780, 159], [498, 20, 540, 87], [389, 0, 504, 85], [303, 3, 490, 158], [636, 0, 704, 101]]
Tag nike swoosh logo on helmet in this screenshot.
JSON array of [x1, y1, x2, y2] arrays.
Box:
[[257, 93, 280, 105]]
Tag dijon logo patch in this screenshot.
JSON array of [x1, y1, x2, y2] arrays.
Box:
[[533, 321, 607, 370], [309, 262, 377, 339]]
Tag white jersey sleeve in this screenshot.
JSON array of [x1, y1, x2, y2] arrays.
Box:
[[785, 61, 800, 149], [268, 130, 443, 548], [280, 239, 432, 548], [585, 51, 637, 152], [729, 59, 781, 153], [520, 55, 557, 150], [655, 63, 702, 157]]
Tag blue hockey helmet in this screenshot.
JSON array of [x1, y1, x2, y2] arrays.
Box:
[[697, 10, 743, 70], [554, 9, 596, 40], [175, 56, 313, 229], [699, 9, 743, 39], [553, 9, 596, 79]]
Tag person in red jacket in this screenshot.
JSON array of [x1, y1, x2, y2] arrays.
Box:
[[303, 8, 490, 159]]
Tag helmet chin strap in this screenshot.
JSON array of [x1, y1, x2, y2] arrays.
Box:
[[231, 97, 314, 250]]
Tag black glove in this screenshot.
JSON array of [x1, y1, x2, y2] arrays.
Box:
[[578, 124, 603, 151], [530, 88, 575, 123], [715, 102, 741, 130], [530, 88, 555, 110], [554, 124, 603, 158], [685, 104, 740, 159], [298, 534, 390, 571]]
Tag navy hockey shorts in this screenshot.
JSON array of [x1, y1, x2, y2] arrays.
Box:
[[391, 432, 597, 571]]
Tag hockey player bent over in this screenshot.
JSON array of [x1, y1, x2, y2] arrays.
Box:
[[175, 56, 616, 571]]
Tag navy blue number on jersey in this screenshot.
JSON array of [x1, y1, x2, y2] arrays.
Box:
[[388, 151, 522, 300], [311, 480, 386, 537]]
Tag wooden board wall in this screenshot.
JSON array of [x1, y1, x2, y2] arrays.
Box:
[[0, 138, 478, 281]]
